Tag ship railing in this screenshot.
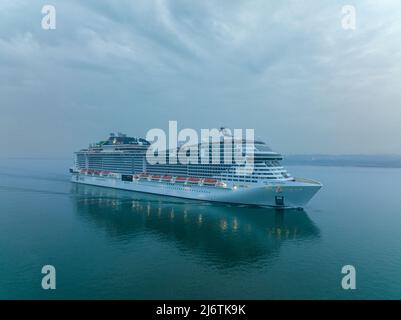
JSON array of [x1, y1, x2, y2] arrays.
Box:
[[293, 177, 322, 185]]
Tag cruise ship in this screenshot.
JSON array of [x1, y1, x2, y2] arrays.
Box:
[[70, 131, 322, 208]]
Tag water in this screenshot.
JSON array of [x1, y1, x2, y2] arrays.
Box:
[[1, 158, 401, 299]]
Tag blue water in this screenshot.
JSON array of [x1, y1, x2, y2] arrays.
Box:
[[1, 158, 401, 299]]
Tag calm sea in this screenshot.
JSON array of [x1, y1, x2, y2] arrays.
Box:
[[1, 158, 401, 299]]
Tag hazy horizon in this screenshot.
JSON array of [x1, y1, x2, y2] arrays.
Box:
[[1, 0, 401, 157]]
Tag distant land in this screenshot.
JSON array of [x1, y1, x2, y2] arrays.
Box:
[[283, 155, 401, 168]]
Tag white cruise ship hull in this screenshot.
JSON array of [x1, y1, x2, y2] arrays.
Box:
[[71, 173, 321, 208]]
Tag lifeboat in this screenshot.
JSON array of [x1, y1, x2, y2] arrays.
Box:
[[162, 175, 172, 181], [187, 177, 200, 184], [175, 177, 187, 183], [151, 175, 161, 180], [216, 181, 227, 188], [203, 178, 217, 185]]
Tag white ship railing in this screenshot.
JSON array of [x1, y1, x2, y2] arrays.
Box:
[[294, 177, 322, 185]]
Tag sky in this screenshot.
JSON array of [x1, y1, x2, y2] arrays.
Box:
[[1, 0, 401, 157]]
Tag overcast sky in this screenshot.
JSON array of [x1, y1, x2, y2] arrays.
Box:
[[1, 0, 401, 157]]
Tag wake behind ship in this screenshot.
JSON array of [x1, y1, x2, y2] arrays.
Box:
[[70, 131, 322, 208]]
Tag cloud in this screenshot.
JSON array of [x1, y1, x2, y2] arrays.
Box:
[[1, 0, 401, 156]]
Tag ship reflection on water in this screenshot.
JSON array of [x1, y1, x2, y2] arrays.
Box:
[[71, 184, 320, 268]]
